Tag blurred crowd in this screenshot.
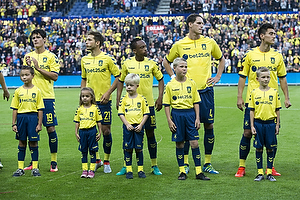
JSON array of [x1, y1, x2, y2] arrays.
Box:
[[1, 11, 300, 76]]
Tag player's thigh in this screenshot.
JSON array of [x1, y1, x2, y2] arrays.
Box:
[[43, 99, 58, 127], [199, 88, 214, 124], [123, 124, 134, 150]]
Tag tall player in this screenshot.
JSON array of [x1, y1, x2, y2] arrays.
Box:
[[23, 29, 60, 172], [81, 30, 120, 173], [235, 23, 291, 177], [163, 14, 225, 174], [116, 38, 164, 175]]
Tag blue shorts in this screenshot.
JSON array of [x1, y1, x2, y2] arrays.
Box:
[[243, 103, 251, 129], [171, 108, 199, 142], [198, 87, 214, 124], [144, 106, 156, 130], [96, 100, 111, 125], [122, 124, 144, 150], [253, 119, 277, 149], [43, 99, 58, 127], [78, 126, 99, 153], [16, 113, 40, 141]]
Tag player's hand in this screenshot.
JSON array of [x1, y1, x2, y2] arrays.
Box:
[[96, 133, 101, 142], [207, 75, 221, 86], [75, 133, 80, 142], [167, 119, 177, 133], [284, 99, 292, 108], [3, 89, 10, 101], [195, 118, 201, 130], [251, 126, 256, 135], [126, 124, 134, 131], [12, 125, 18, 133], [275, 125, 280, 135], [36, 124, 42, 133], [30, 57, 39, 69], [155, 97, 163, 112], [100, 92, 110, 104], [135, 125, 142, 132], [237, 97, 245, 111], [25, 56, 32, 66]]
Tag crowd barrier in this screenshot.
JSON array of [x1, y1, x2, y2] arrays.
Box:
[[3, 73, 300, 89]]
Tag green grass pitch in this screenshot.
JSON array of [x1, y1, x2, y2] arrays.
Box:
[[0, 86, 299, 199]]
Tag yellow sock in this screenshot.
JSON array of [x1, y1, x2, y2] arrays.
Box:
[[195, 166, 202, 175], [258, 168, 264, 175], [104, 153, 110, 161], [96, 152, 100, 160], [239, 159, 246, 168], [126, 166, 133, 173], [184, 155, 189, 165], [179, 166, 185, 174], [18, 161, 24, 169], [267, 168, 272, 175], [138, 166, 143, 172], [123, 160, 126, 167], [151, 158, 157, 167], [205, 154, 211, 165], [82, 163, 88, 171], [51, 153, 57, 163], [90, 163, 96, 171], [32, 161, 38, 169]]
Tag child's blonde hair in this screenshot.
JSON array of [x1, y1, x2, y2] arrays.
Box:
[[256, 67, 270, 77], [79, 87, 96, 105], [173, 57, 187, 68], [124, 73, 140, 85]]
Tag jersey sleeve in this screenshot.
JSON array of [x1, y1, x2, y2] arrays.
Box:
[[275, 89, 282, 110], [81, 58, 86, 79], [192, 81, 201, 104], [162, 83, 171, 106], [10, 89, 20, 110], [239, 50, 251, 77], [152, 60, 164, 81], [277, 53, 287, 78], [119, 60, 128, 82], [166, 42, 180, 63], [36, 89, 45, 110], [118, 95, 126, 116], [108, 55, 120, 77], [248, 89, 255, 109], [49, 53, 60, 73], [73, 107, 80, 123], [95, 106, 103, 122], [142, 96, 150, 115]]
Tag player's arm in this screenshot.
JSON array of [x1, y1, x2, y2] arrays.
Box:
[[193, 103, 201, 130], [119, 114, 134, 131], [155, 78, 164, 112], [249, 109, 256, 135], [163, 58, 175, 78], [96, 121, 102, 142], [100, 75, 119, 104], [237, 76, 246, 111], [81, 78, 87, 88], [12, 109, 18, 133], [75, 122, 80, 142], [164, 106, 176, 132], [135, 114, 149, 133], [275, 110, 280, 135], [207, 56, 225, 86], [26, 56, 58, 81], [0, 72, 9, 101], [278, 77, 292, 108], [116, 80, 124, 110], [36, 110, 43, 133]]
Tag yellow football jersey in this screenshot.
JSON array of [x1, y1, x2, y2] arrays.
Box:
[[81, 52, 120, 101], [248, 88, 281, 121], [239, 47, 287, 104], [74, 104, 102, 129], [118, 94, 150, 125], [10, 85, 44, 113], [166, 36, 223, 90], [23, 50, 60, 99], [120, 57, 163, 107], [163, 78, 201, 109]]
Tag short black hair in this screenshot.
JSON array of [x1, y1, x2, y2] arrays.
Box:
[[20, 66, 35, 75], [258, 23, 274, 40], [186, 14, 203, 27], [130, 37, 142, 50], [87, 30, 104, 47], [31, 29, 47, 39]]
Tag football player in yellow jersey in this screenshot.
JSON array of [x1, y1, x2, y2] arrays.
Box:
[[23, 29, 60, 172], [163, 13, 225, 175], [81, 30, 120, 173], [249, 67, 281, 182], [10, 66, 44, 177], [235, 23, 291, 178], [116, 38, 164, 176], [163, 58, 210, 181]]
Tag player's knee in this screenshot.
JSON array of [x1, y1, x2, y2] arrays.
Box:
[[204, 123, 213, 129], [125, 149, 133, 153], [19, 140, 27, 147], [189, 140, 199, 149], [145, 129, 155, 138], [47, 126, 56, 133], [135, 149, 142, 153], [102, 125, 111, 135], [266, 148, 273, 152], [256, 148, 263, 152], [243, 129, 252, 138], [176, 142, 184, 148], [29, 141, 38, 147]]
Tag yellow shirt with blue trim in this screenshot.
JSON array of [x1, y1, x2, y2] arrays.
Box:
[[248, 88, 281, 121], [23, 50, 60, 99], [239, 47, 287, 104], [10, 85, 44, 113], [118, 94, 150, 125], [81, 52, 120, 101], [166, 36, 223, 90], [120, 57, 163, 107], [163, 78, 201, 109], [74, 104, 102, 129]]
